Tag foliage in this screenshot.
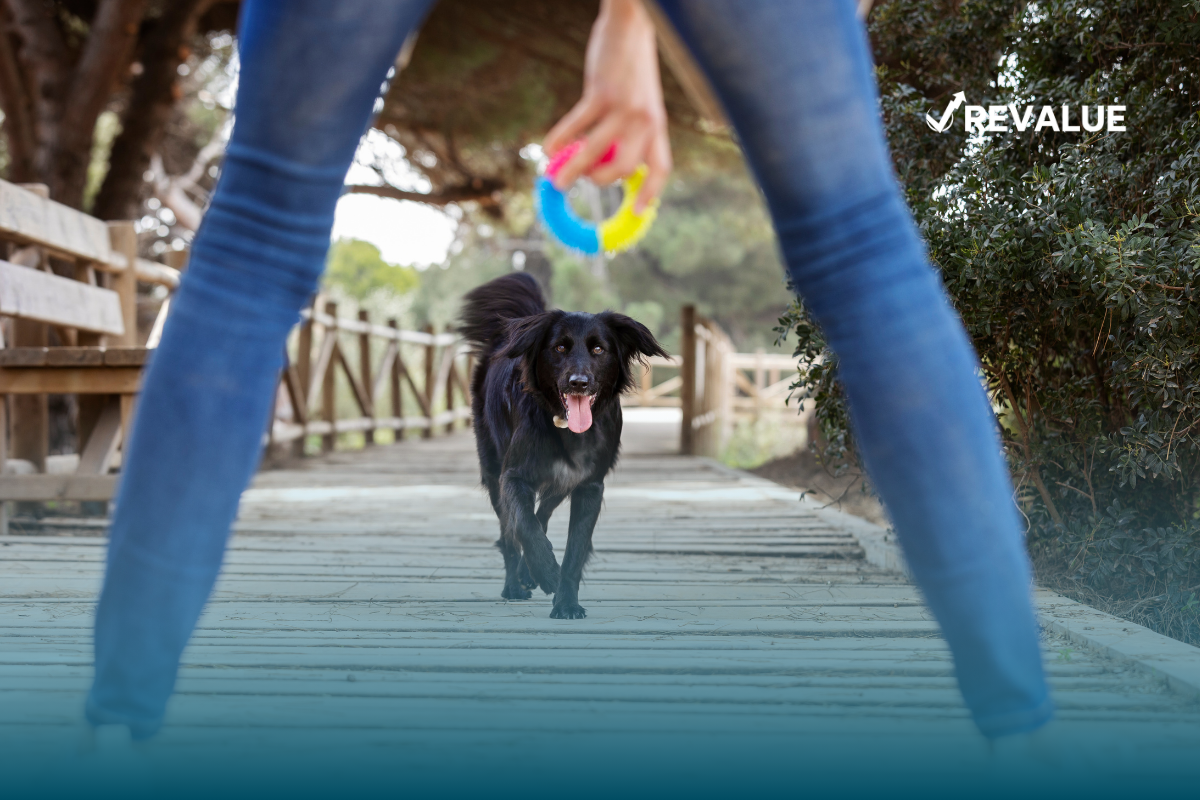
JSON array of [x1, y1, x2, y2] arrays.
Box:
[[404, 150, 793, 352], [324, 238, 420, 301], [776, 0, 1200, 639], [609, 165, 793, 350]]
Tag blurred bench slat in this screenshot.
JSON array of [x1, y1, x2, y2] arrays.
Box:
[[0, 366, 141, 394], [0, 180, 114, 263], [0, 347, 150, 367], [0, 260, 125, 335], [0, 474, 117, 501]]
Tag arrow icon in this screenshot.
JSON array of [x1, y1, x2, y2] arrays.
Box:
[[926, 91, 967, 132]]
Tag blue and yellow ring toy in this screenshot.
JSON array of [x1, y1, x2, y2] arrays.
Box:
[[535, 140, 658, 255]]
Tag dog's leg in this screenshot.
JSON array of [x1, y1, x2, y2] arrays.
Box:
[[519, 492, 567, 588], [496, 535, 532, 600], [500, 472, 560, 594], [487, 477, 531, 600], [551, 481, 603, 619], [536, 492, 567, 532]]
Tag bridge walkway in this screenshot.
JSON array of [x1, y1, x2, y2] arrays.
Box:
[[3, 418, 1200, 792]]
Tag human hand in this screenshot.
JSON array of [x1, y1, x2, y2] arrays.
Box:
[[543, 0, 672, 213]]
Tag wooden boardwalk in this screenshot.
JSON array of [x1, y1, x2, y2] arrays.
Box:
[[4, 417, 1200, 793]]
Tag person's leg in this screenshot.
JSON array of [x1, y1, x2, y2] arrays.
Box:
[[86, 0, 435, 739], [656, 0, 1052, 737]]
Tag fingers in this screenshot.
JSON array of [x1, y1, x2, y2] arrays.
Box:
[[588, 127, 649, 186], [544, 96, 603, 157], [635, 133, 672, 214], [551, 115, 625, 189]]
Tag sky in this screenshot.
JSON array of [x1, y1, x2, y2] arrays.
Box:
[[331, 192, 457, 268], [208, 54, 458, 270], [330, 138, 461, 269]]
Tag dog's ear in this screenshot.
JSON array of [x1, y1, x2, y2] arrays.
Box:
[[597, 312, 669, 396], [598, 312, 669, 362], [499, 311, 560, 360]]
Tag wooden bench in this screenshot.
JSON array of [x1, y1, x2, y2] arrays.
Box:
[[0, 180, 181, 514]]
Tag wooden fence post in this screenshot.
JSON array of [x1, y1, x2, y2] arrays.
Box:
[[294, 297, 314, 457], [388, 319, 404, 440], [445, 326, 457, 434], [423, 324, 435, 438], [10, 190, 51, 488], [679, 305, 696, 455], [0, 395, 6, 533], [107, 222, 139, 450], [358, 309, 374, 445], [321, 301, 338, 453], [106, 222, 138, 348]]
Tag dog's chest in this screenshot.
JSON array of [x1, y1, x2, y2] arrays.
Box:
[[544, 453, 596, 493]]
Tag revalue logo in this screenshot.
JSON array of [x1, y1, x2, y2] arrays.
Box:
[[926, 95, 1126, 134]]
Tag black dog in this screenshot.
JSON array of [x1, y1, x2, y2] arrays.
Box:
[[459, 273, 667, 619]]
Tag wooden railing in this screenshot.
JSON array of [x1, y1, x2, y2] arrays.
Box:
[[623, 305, 808, 457], [267, 299, 471, 456]]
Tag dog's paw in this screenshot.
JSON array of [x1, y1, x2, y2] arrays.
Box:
[[525, 558, 560, 595], [516, 558, 537, 590], [550, 602, 587, 620], [501, 584, 533, 601], [537, 569, 560, 596]]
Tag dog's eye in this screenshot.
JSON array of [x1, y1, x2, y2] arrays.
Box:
[[592, 346, 604, 355], [555, 344, 566, 353]]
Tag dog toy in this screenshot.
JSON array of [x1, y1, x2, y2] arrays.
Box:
[[535, 140, 658, 255]]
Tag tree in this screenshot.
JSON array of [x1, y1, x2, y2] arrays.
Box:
[[778, 0, 1200, 642], [324, 238, 420, 302], [0, 0, 236, 212]]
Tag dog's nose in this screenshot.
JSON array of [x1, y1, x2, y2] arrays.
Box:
[[568, 374, 590, 391]]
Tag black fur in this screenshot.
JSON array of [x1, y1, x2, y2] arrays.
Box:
[[460, 273, 667, 619]]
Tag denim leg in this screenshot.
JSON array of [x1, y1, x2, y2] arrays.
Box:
[[86, 0, 436, 738], [657, 0, 1052, 736]]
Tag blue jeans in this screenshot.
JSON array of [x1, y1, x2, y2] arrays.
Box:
[[87, 0, 1052, 739]]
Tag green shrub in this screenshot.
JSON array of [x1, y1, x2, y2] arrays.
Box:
[[777, 0, 1200, 640]]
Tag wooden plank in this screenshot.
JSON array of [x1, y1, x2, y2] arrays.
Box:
[[74, 395, 121, 475], [335, 340, 373, 418], [306, 327, 336, 409], [134, 258, 181, 288], [0, 260, 124, 335], [679, 304, 696, 454], [357, 309, 374, 445], [0, 179, 113, 263], [45, 347, 103, 366], [103, 347, 149, 366], [5, 427, 1200, 768], [0, 367, 140, 394], [0, 347, 47, 366], [282, 359, 308, 426], [422, 324, 435, 438], [0, 474, 117, 501], [107, 222, 138, 347]]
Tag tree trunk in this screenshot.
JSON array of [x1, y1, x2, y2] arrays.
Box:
[[1, 0, 148, 209], [49, 0, 150, 208], [93, 0, 210, 220], [0, 4, 36, 182]]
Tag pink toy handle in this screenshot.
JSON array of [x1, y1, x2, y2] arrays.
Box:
[[545, 140, 617, 181]]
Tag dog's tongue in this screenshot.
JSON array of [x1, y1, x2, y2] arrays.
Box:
[[566, 395, 593, 433]]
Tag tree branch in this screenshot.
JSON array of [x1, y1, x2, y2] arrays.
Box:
[[344, 180, 504, 207], [997, 370, 1064, 526], [63, 0, 149, 133]]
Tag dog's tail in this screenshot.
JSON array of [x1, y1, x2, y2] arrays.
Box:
[[458, 273, 547, 353]]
